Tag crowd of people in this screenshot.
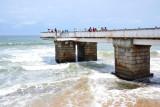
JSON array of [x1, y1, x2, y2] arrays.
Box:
[[88, 27, 107, 32], [47, 27, 108, 33], [47, 28, 57, 33], [47, 28, 69, 33]]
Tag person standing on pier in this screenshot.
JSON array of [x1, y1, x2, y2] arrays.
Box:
[[54, 28, 57, 33], [104, 27, 107, 31], [88, 27, 92, 32], [48, 29, 51, 33], [55, 28, 57, 35]]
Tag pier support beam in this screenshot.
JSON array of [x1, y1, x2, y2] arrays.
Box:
[[55, 41, 76, 63], [77, 42, 97, 61], [113, 39, 151, 80]]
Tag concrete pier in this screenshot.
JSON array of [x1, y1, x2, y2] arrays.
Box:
[[55, 41, 76, 63], [77, 42, 97, 61], [41, 27, 160, 80], [113, 39, 151, 80], [55, 41, 97, 63]]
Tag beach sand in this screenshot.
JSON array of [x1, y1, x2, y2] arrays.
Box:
[[30, 77, 160, 107]]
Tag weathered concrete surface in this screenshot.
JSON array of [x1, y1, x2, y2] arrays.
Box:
[[77, 42, 97, 61], [113, 39, 151, 80], [55, 41, 76, 63], [113, 39, 133, 48]]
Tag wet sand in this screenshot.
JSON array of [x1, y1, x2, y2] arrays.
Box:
[[102, 98, 160, 107], [50, 77, 93, 107], [30, 76, 160, 107], [30, 77, 93, 107]]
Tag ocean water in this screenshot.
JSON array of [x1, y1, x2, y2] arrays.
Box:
[[0, 36, 160, 107]]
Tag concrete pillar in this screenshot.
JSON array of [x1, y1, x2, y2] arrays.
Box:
[[77, 42, 97, 61], [113, 39, 151, 80], [55, 41, 76, 63]]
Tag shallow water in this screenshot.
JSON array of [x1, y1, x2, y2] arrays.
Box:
[[0, 36, 160, 107]]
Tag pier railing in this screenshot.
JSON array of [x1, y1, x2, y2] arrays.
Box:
[[41, 27, 160, 39]]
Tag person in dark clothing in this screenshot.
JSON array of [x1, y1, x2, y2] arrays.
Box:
[[93, 27, 95, 32], [104, 27, 107, 31], [95, 28, 97, 32], [48, 29, 50, 32], [88, 27, 92, 32], [54, 28, 57, 36], [54, 28, 57, 33]]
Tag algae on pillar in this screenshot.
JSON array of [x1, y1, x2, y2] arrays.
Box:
[[55, 41, 76, 63], [113, 39, 151, 80]]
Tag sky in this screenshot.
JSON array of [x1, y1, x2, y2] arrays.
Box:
[[0, 0, 160, 35]]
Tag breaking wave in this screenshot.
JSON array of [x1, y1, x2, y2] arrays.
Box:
[[0, 36, 160, 107]]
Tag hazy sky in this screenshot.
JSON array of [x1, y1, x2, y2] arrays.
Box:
[[0, 0, 160, 35]]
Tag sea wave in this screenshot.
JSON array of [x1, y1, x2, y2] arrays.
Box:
[[0, 41, 160, 107], [27, 72, 160, 107], [0, 42, 52, 46], [0, 77, 79, 107], [22, 63, 69, 71], [151, 50, 160, 57]]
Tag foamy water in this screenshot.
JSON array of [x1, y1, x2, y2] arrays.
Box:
[[0, 36, 160, 107]]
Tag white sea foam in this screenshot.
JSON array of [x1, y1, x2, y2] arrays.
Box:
[[89, 82, 137, 107], [22, 63, 69, 70], [7, 47, 54, 64], [151, 58, 160, 71], [0, 84, 22, 96], [89, 70, 117, 80], [130, 86, 160, 99], [157, 50, 160, 53], [87, 71, 154, 107]]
